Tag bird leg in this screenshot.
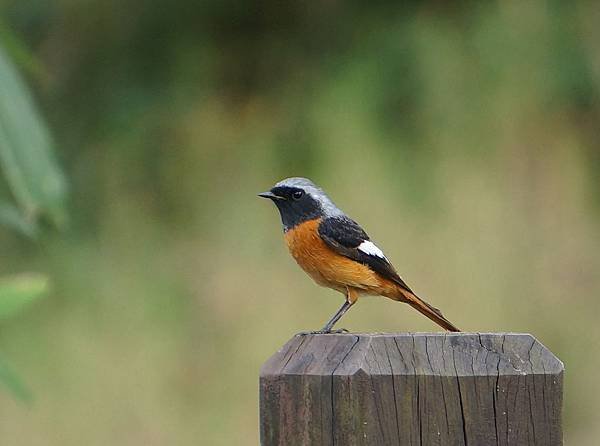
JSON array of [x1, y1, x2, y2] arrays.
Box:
[[295, 289, 358, 335], [319, 289, 357, 333]]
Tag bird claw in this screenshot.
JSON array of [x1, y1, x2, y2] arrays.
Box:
[[296, 328, 350, 336]]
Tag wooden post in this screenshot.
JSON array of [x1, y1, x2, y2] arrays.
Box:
[[260, 333, 563, 446]]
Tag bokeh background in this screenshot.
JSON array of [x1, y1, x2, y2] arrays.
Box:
[[0, 1, 599, 444]]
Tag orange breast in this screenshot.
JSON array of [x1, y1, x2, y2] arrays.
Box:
[[284, 218, 399, 297]]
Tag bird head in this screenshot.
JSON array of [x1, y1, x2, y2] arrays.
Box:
[[258, 177, 342, 231]]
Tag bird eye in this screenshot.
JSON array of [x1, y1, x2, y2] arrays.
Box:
[[292, 190, 303, 200]]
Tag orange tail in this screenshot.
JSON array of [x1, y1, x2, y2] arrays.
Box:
[[401, 290, 460, 332]]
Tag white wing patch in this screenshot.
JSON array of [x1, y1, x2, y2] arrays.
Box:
[[358, 240, 388, 261]]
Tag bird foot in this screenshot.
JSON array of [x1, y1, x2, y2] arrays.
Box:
[[296, 328, 350, 336]]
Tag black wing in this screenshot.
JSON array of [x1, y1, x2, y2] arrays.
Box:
[[318, 215, 413, 293]]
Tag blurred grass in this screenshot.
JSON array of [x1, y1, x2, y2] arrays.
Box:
[[0, 1, 599, 445]]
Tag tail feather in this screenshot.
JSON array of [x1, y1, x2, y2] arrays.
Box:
[[403, 291, 460, 332]]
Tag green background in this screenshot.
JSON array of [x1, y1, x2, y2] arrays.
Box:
[[1, 1, 599, 444]]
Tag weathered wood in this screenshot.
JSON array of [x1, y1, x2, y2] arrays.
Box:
[[260, 333, 563, 446]]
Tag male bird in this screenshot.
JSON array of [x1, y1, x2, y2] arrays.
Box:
[[259, 177, 460, 333]]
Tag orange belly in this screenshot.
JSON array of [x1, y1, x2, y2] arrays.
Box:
[[284, 218, 400, 298]]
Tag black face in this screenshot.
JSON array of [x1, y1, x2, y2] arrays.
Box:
[[260, 186, 323, 231]]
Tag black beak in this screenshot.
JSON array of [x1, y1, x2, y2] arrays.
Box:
[[258, 191, 284, 200]]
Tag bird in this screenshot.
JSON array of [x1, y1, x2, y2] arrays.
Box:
[[259, 177, 460, 333]]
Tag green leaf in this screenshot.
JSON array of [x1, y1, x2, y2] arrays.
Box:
[[0, 20, 46, 83], [0, 44, 67, 230], [0, 200, 38, 237], [0, 274, 49, 320], [0, 354, 32, 403]]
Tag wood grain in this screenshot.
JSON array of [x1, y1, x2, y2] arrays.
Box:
[[260, 333, 563, 446]]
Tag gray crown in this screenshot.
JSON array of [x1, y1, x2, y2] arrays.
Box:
[[274, 177, 344, 217]]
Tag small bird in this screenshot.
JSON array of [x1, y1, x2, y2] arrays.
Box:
[[259, 177, 460, 333]]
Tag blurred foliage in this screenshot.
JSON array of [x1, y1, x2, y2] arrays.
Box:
[[0, 43, 60, 401], [0, 1, 599, 445], [0, 274, 48, 320], [0, 353, 31, 403], [0, 43, 67, 236], [0, 273, 48, 403]]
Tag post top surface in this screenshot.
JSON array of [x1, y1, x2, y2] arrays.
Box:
[[260, 332, 563, 378]]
